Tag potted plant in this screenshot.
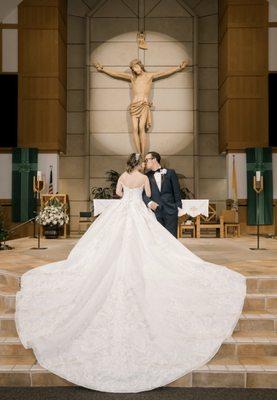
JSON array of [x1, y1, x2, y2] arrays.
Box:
[[35, 198, 69, 239], [90, 187, 113, 200], [105, 169, 120, 198], [0, 205, 11, 250]]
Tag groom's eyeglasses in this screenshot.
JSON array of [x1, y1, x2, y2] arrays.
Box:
[[145, 158, 154, 163]]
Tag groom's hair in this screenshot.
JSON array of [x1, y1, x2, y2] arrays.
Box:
[[147, 151, 161, 163]]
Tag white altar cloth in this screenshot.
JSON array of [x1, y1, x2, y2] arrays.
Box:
[[178, 199, 209, 217]]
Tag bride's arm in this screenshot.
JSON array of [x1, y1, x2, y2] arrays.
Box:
[[144, 176, 151, 198], [116, 178, 123, 197]]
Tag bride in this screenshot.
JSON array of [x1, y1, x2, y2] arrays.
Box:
[[15, 153, 246, 393]]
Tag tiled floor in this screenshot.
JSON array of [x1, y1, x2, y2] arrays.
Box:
[[0, 235, 277, 387]]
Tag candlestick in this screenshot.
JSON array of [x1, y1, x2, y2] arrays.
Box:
[[250, 176, 266, 251], [31, 175, 47, 250]]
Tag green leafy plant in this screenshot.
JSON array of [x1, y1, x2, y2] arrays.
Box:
[[90, 169, 120, 201], [0, 205, 10, 250], [105, 169, 120, 196], [90, 187, 113, 200], [180, 185, 195, 199]]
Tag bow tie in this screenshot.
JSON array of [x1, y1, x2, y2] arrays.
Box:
[[150, 168, 161, 174]]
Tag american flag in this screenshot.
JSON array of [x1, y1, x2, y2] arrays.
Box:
[[49, 166, 53, 194]]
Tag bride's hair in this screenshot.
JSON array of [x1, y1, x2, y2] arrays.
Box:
[[126, 153, 142, 173]]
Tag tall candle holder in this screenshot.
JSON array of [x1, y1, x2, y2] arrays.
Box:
[[31, 175, 47, 250], [250, 175, 266, 250]]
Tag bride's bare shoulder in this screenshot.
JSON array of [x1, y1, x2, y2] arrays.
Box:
[[119, 172, 127, 181], [142, 173, 149, 180]]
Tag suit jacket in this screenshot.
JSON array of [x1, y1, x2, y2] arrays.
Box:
[[143, 168, 182, 215]]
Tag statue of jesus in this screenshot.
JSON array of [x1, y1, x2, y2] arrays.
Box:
[[94, 59, 188, 156]]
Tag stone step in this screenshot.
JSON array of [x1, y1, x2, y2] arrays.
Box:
[[235, 313, 277, 333], [243, 293, 277, 313], [2, 335, 277, 365], [0, 363, 72, 387], [1, 332, 277, 378], [1, 330, 277, 388], [1, 291, 277, 314], [1, 268, 277, 294], [213, 340, 277, 360], [246, 276, 277, 294], [1, 312, 277, 337], [0, 314, 18, 337], [0, 270, 20, 291], [0, 289, 16, 313], [0, 360, 277, 388], [1, 290, 277, 316], [0, 337, 35, 361], [1, 276, 277, 313], [233, 330, 277, 340]]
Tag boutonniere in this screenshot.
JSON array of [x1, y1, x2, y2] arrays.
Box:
[[160, 168, 167, 175]]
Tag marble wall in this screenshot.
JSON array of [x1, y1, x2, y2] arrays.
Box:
[[65, 0, 225, 233]]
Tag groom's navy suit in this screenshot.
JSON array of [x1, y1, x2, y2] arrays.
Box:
[[143, 168, 182, 238]]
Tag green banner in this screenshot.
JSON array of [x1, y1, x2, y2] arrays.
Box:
[[12, 148, 38, 222], [246, 147, 273, 225]]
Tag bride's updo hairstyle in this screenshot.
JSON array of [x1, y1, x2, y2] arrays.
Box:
[[126, 153, 142, 173]]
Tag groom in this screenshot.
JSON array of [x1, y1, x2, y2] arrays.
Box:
[[143, 151, 182, 238]]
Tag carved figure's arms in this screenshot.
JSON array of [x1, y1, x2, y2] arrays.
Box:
[[152, 60, 188, 80], [94, 61, 132, 81]]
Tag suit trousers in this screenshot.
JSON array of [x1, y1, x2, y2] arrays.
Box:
[[155, 210, 178, 238]]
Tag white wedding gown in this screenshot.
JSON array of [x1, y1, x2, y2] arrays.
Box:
[[15, 184, 246, 393]]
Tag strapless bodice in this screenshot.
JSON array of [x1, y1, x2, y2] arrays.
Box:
[[121, 184, 144, 202]]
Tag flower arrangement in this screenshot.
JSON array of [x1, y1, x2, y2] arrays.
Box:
[[36, 198, 69, 227]]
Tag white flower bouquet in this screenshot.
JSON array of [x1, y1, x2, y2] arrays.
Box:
[[36, 198, 69, 227]]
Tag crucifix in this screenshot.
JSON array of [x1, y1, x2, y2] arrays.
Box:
[[94, 59, 188, 156]]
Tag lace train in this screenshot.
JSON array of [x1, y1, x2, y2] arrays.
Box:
[[15, 186, 246, 393]]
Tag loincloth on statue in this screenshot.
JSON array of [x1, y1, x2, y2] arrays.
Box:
[[129, 100, 153, 131]]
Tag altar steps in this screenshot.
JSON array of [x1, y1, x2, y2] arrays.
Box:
[[1, 261, 277, 387], [0, 352, 277, 388], [1, 309, 277, 337], [2, 273, 277, 314], [1, 335, 277, 361], [2, 291, 277, 316]]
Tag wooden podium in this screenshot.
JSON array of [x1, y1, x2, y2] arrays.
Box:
[[40, 194, 69, 238]]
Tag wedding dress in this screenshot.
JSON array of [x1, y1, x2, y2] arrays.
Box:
[[15, 184, 246, 393]]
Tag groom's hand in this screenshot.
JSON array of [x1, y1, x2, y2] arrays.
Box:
[[149, 201, 159, 211]]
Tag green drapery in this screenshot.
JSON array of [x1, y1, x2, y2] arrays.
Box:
[[12, 148, 38, 222], [246, 147, 273, 225]]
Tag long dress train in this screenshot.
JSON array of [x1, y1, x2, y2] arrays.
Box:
[[15, 184, 246, 393]]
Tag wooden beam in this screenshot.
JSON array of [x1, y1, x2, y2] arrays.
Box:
[[218, 0, 268, 153], [18, 0, 67, 153], [0, 24, 18, 29]]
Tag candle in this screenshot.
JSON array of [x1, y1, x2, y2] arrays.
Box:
[[37, 171, 42, 181], [256, 171, 261, 182]]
